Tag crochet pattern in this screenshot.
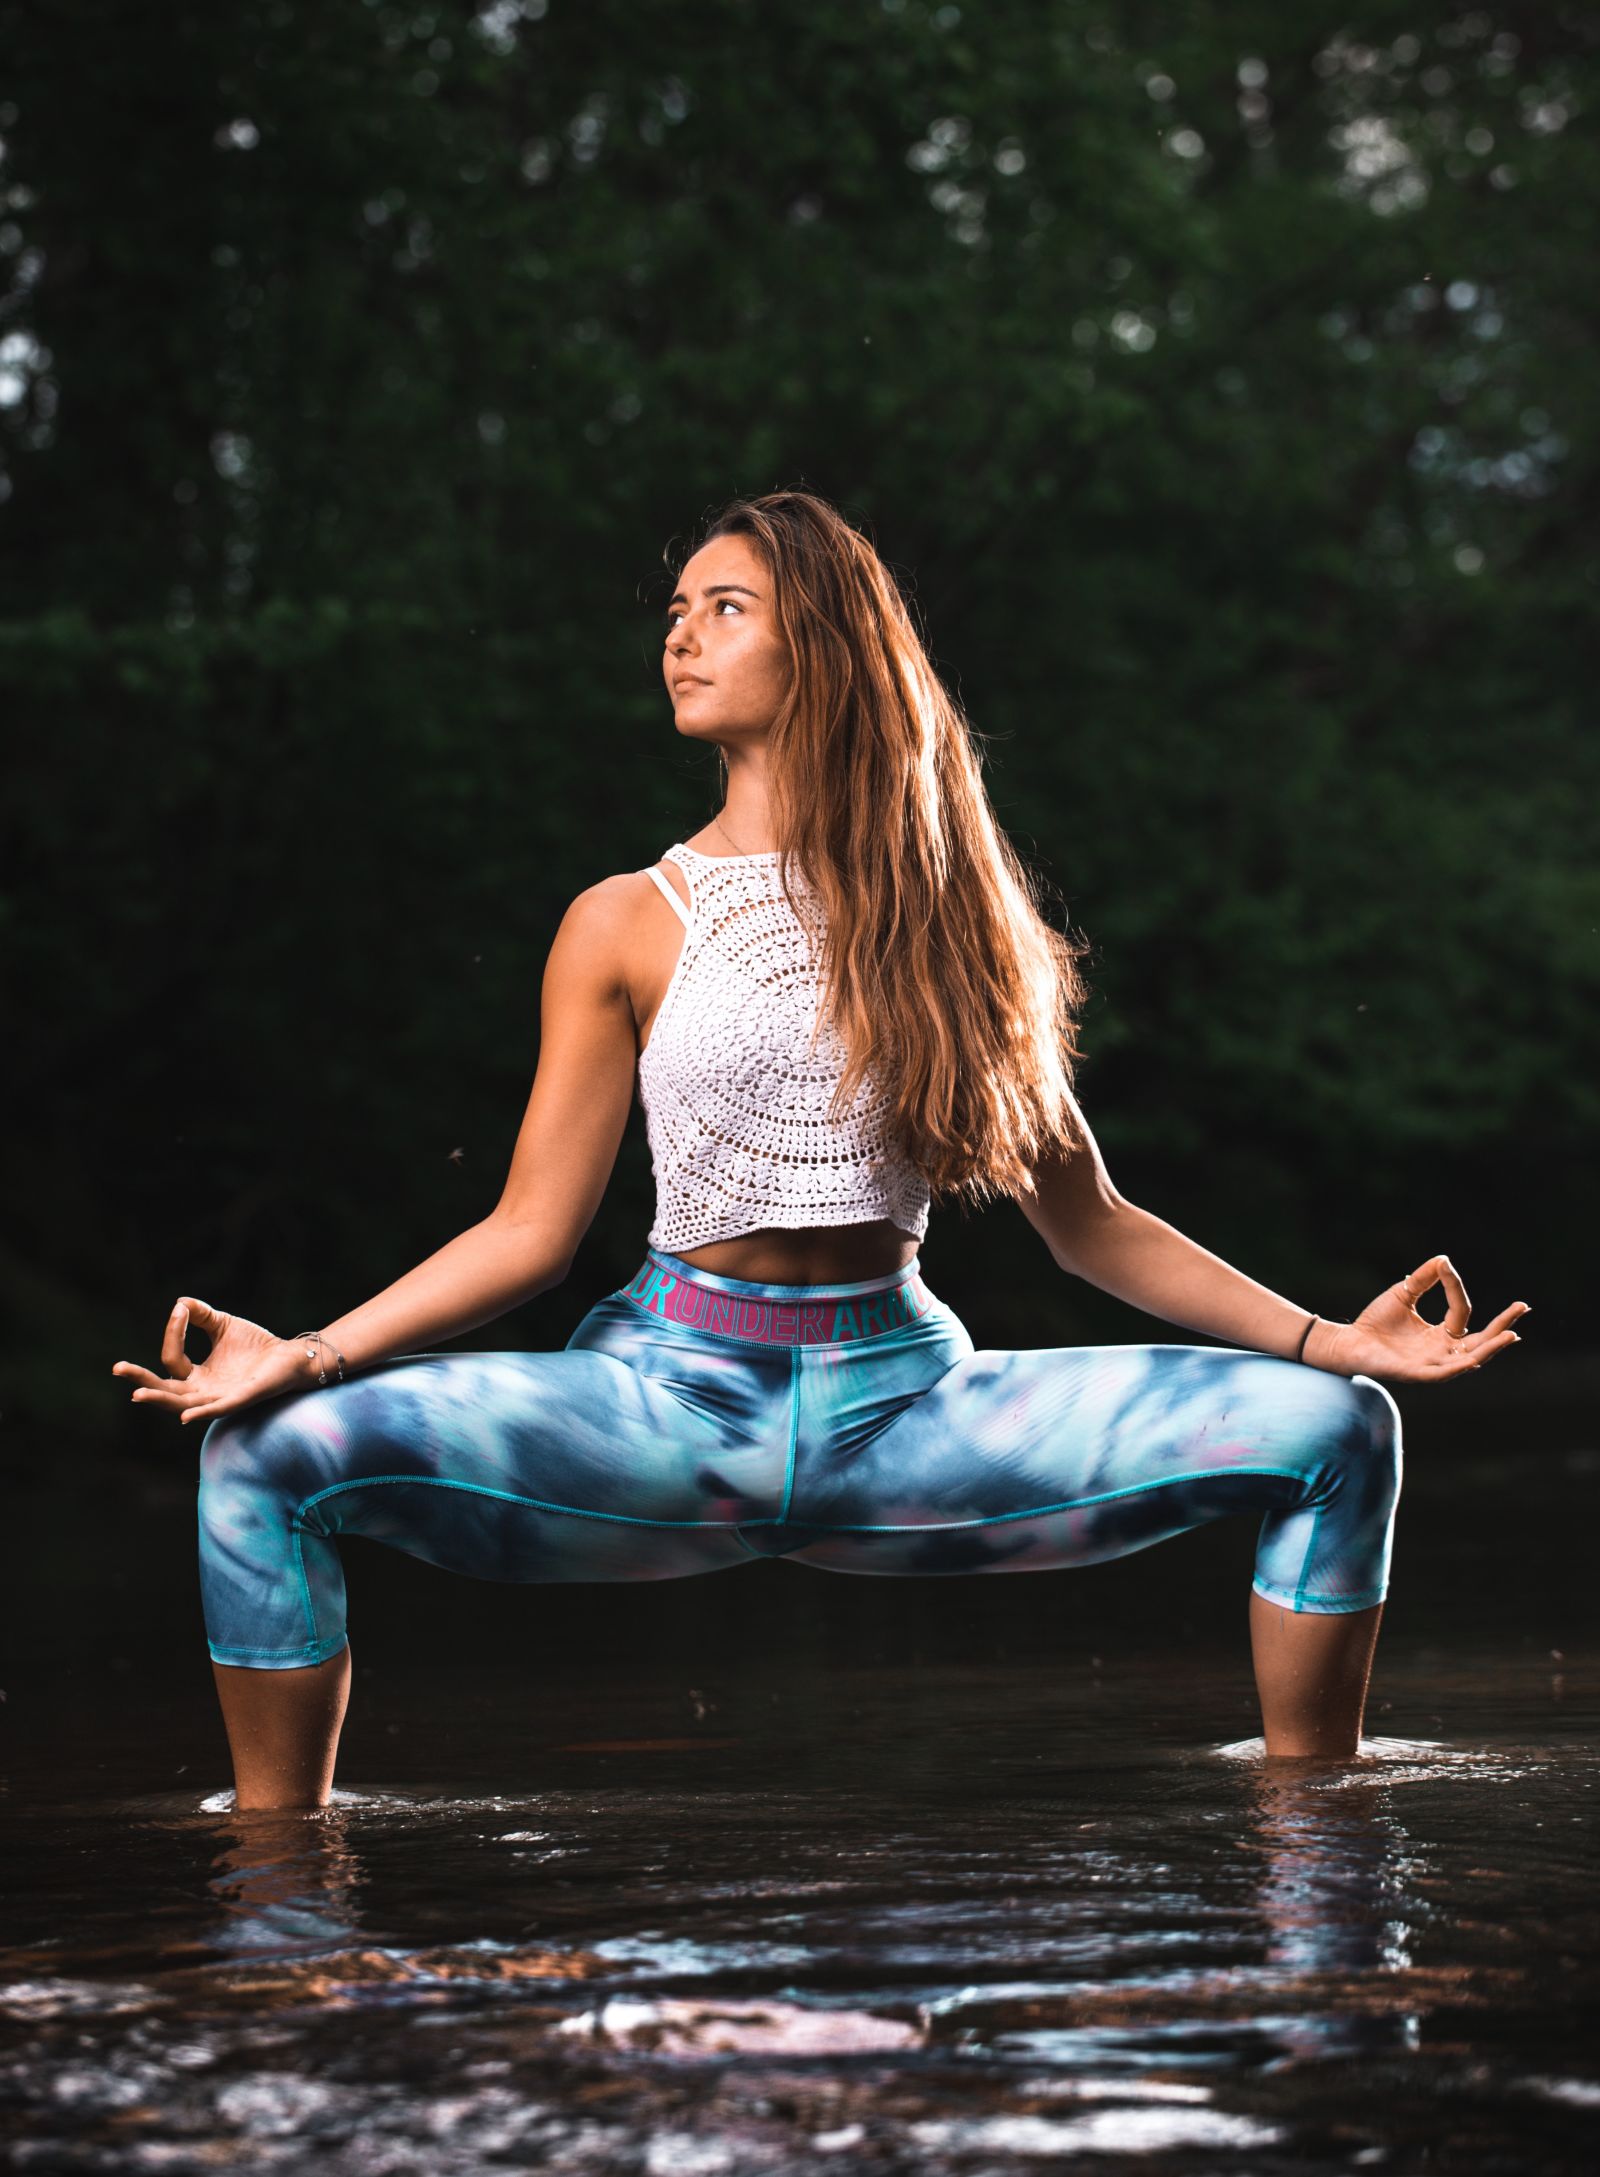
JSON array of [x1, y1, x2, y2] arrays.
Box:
[[637, 843, 932, 1252]]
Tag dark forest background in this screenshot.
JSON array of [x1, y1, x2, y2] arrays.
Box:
[[3, 0, 1595, 1452]]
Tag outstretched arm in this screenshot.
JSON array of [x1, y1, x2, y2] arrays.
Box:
[[1013, 1095, 1528, 1383], [112, 876, 646, 1424]]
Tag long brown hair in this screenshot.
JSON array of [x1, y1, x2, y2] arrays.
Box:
[[677, 488, 1091, 1209]]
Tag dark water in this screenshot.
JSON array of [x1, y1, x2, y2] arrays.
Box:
[[4, 1382, 1597, 2172]]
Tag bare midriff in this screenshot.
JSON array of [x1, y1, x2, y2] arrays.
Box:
[[672, 1218, 921, 1285]]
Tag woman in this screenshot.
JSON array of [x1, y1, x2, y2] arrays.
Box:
[[112, 490, 1528, 1811]]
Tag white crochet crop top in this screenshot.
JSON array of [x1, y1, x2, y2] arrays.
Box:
[[636, 842, 932, 1253]]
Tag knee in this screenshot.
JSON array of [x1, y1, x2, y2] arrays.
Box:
[[197, 1402, 323, 1533], [1327, 1372, 1404, 1513]]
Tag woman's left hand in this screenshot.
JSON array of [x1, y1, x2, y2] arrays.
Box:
[[1312, 1254, 1529, 1383]]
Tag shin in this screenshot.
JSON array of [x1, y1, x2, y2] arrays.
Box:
[[211, 1642, 352, 1811], [1248, 1589, 1384, 1758]]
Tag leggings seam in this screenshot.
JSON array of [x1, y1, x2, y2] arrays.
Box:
[[210, 1634, 348, 1663], [779, 1348, 800, 1523], [297, 1473, 774, 1532], [1254, 1576, 1386, 1612], [807, 1463, 1310, 1533], [293, 1462, 1313, 1538], [291, 1521, 318, 1649], [1293, 1504, 1325, 1611]]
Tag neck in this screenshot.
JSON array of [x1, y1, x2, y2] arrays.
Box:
[[718, 788, 783, 844], [715, 750, 779, 853]]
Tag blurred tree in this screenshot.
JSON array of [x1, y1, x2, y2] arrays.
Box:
[[0, 0, 1592, 1428]]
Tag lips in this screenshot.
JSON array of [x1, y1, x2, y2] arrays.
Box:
[[674, 676, 710, 690]]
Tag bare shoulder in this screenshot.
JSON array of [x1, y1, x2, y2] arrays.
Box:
[[555, 870, 647, 935], [550, 870, 655, 953], [544, 866, 685, 1009], [572, 859, 690, 912], [566, 862, 690, 934]]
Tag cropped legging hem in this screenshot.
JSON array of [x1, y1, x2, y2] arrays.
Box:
[[1250, 1575, 1388, 1616], [209, 1632, 351, 1670]]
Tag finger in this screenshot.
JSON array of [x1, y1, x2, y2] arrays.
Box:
[[1445, 1329, 1522, 1374], [1460, 1301, 1528, 1346], [1435, 1257, 1472, 1335], [129, 1378, 216, 1411], [178, 1297, 227, 1348], [115, 1363, 170, 1391], [128, 1382, 196, 1409], [1398, 1255, 1444, 1303], [1398, 1254, 1468, 1333], [160, 1302, 194, 1381]]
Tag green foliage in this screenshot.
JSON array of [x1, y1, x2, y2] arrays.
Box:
[[1, 1, 1591, 1422]]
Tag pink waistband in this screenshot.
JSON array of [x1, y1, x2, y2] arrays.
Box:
[[619, 1257, 937, 1345]]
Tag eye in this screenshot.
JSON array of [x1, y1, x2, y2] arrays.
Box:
[[663, 598, 742, 632]]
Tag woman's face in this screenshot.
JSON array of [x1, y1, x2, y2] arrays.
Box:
[[662, 533, 791, 751]]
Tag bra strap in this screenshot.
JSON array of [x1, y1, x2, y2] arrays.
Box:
[[643, 861, 692, 930]]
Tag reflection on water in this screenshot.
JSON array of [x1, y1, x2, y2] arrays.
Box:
[[1246, 1764, 1421, 2064], [4, 1692, 1597, 2172], [205, 1809, 367, 1956]]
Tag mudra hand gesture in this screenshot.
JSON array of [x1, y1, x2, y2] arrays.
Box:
[[111, 1299, 309, 1427], [1316, 1254, 1529, 1383]]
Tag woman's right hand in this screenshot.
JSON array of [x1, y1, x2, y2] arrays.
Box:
[[112, 1298, 310, 1428]]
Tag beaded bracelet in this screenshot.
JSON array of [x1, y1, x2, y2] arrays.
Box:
[[1293, 1312, 1317, 1363], [292, 1330, 347, 1386]]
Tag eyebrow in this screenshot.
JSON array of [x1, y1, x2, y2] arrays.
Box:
[[665, 582, 762, 609]]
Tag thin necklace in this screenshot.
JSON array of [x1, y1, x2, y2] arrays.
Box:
[[713, 810, 760, 857]]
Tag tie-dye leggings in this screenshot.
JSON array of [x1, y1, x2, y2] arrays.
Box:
[[197, 1249, 1403, 1668]]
